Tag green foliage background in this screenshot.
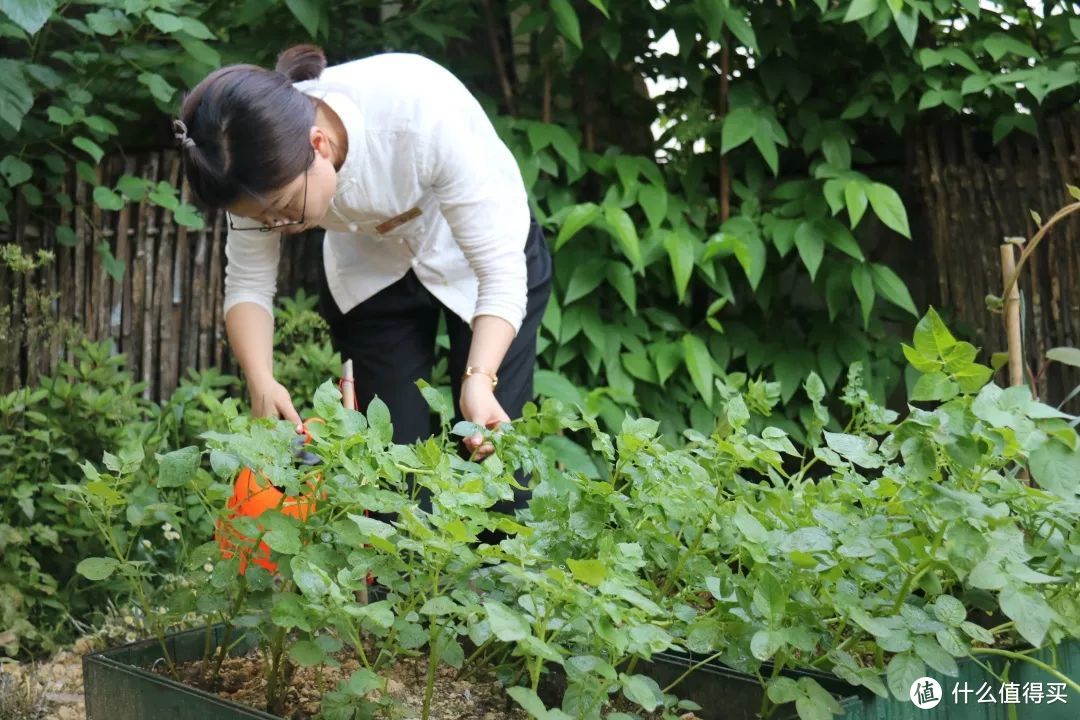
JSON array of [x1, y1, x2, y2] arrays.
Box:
[[3, 0, 1078, 444]]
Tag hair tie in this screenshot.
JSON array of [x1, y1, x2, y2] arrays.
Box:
[[172, 119, 196, 150]]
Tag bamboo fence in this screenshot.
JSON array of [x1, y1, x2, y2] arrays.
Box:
[[0, 150, 323, 399], [909, 113, 1080, 406], [3, 116, 1080, 405]]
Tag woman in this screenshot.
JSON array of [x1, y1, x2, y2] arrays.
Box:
[[174, 45, 552, 472]]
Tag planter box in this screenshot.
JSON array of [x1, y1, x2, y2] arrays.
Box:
[[664, 640, 1080, 720], [841, 639, 1080, 720], [83, 625, 277, 720], [83, 625, 860, 720]]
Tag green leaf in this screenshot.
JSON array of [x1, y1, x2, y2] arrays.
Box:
[[1046, 347, 1080, 368], [567, 558, 607, 586], [910, 371, 959, 402], [794, 222, 825, 280], [484, 600, 530, 642], [767, 677, 800, 704], [886, 652, 925, 701], [556, 202, 601, 250], [47, 105, 75, 125], [585, 0, 609, 18], [73, 137, 104, 164], [871, 263, 917, 316], [984, 33, 1040, 61], [288, 640, 326, 667], [117, 175, 147, 201], [550, 0, 582, 48], [866, 182, 910, 238], [284, 0, 320, 37], [931, 595, 966, 627], [821, 130, 851, 169], [619, 674, 664, 712], [263, 527, 301, 555], [291, 556, 330, 597], [604, 206, 642, 269], [146, 10, 183, 33], [535, 370, 584, 405], [177, 36, 221, 67], [638, 184, 668, 229], [682, 333, 714, 407], [734, 505, 768, 544], [844, 0, 880, 23], [1029, 440, 1080, 499], [663, 229, 697, 302], [844, 182, 868, 228], [721, 107, 759, 153], [138, 72, 176, 104], [93, 186, 123, 211], [156, 446, 199, 488], [605, 262, 637, 314], [796, 677, 844, 720], [721, 6, 758, 54], [179, 16, 215, 40], [565, 260, 607, 304], [753, 126, 779, 175], [851, 264, 875, 327], [507, 686, 550, 719], [0, 0, 57, 35], [56, 226, 76, 247], [76, 557, 119, 581], [0, 155, 32, 186], [999, 584, 1052, 647], [83, 114, 118, 136]]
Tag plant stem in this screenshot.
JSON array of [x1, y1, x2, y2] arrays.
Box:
[[421, 624, 441, 720], [662, 650, 725, 694], [969, 648, 1080, 695]]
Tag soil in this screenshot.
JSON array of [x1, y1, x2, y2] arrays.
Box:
[[163, 646, 701, 720], [165, 646, 531, 720]]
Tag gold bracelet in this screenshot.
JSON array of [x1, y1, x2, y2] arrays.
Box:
[[462, 366, 498, 388]]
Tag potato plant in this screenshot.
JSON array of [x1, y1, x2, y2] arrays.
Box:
[[70, 310, 1080, 720]]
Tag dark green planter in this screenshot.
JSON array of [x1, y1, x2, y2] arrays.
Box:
[[839, 639, 1080, 720], [83, 625, 276, 720], [83, 625, 861, 720]]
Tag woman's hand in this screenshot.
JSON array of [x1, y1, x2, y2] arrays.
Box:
[[250, 376, 304, 434], [459, 374, 510, 461]]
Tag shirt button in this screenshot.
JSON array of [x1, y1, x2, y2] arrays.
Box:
[[348, 222, 359, 232], [410, 257, 418, 266], [397, 238, 404, 244]]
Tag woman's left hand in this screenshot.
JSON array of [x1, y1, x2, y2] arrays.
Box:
[[459, 375, 510, 461]]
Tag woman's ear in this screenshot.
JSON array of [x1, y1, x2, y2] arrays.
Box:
[[311, 126, 333, 161]]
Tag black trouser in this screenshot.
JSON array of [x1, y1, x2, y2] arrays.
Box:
[[318, 217, 553, 512]]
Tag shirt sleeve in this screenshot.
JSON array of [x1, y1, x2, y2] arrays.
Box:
[[223, 227, 281, 319], [421, 114, 531, 335]]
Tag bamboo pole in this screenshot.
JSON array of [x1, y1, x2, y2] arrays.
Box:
[[1001, 241, 1024, 389]]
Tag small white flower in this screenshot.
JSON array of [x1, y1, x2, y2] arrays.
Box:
[[203, 562, 214, 573], [162, 522, 173, 532], [141, 539, 153, 550]]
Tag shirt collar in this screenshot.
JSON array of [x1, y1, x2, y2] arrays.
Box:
[[295, 81, 362, 184]]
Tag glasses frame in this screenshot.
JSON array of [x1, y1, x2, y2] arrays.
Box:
[[227, 158, 311, 234]]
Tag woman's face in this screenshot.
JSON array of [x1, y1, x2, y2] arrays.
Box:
[[227, 126, 338, 235]]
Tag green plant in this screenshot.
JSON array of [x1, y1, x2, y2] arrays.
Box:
[[70, 311, 1080, 720], [270, 289, 341, 412], [0, 341, 234, 657], [0, 0, 222, 255]]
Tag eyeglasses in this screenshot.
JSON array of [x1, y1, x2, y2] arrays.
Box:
[[227, 166, 309, 233]]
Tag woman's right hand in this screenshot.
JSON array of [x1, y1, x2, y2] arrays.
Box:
[[250, 377, 304, 434]]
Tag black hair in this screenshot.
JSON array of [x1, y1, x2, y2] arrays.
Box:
[[175, 44, 328, 210]]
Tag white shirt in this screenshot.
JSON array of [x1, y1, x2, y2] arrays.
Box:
[[222, 53, 531, 334]]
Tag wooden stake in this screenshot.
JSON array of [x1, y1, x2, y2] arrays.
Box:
[[341, 359, 356, 411], [1001, 240, 1030, 485], [1000, 241, 1024, 389]]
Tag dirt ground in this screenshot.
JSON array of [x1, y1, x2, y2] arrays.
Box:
[[0, 637, 92, 720]]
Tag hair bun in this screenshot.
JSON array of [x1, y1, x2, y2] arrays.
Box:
[[275, 44, 327, 83]]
